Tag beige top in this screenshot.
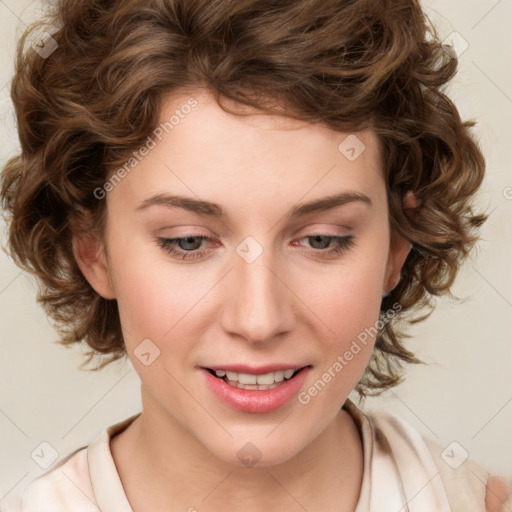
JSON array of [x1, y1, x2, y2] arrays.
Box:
[[1, 399, 510, 511]]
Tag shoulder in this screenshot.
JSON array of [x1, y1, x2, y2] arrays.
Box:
[[367, 408, 511, 512], [0, 413, 140, 512], [422, 436, 512, 512], [0, 447, 99, 512]]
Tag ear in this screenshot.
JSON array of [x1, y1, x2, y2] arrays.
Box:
[[71, 215, 116, 300], [383, 191, 418, 295]]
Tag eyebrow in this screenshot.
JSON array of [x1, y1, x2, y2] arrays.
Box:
[[136, 191, 372, 218]]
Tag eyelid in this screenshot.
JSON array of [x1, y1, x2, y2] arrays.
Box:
[[290, 221, 353, 236]]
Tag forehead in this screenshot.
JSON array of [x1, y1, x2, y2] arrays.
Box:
[[155, 89, 382, 163], [107, 89, 386, 216]]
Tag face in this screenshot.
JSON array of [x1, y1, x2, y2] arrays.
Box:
[[78, 89, 410, 467]]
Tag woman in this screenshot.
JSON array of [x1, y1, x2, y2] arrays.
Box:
[[1, 0, 510, 510]]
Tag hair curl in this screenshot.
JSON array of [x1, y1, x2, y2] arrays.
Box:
[[1, 0, 486, 397]]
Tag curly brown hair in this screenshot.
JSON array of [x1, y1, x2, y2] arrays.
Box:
[[0, 0, 486, 397]]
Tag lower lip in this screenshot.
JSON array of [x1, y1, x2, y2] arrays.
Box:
[[201, 367, 311, 413]]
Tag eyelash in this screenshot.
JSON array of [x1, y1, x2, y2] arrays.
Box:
[[156, 234, 355, 261]]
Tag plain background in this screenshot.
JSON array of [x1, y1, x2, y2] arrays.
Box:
[[0, 0, 511, 501]]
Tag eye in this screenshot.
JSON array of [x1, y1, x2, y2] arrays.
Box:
[[296, 234, 355, 257], [156, 233, 355, 261], [156, 235, 212, 261]]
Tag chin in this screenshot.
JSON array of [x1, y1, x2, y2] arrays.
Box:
[[202, 432, 306, 469]]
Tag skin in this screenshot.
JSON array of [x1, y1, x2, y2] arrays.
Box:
[[73, 89, 416, 511], [485, 478, 510, 512]]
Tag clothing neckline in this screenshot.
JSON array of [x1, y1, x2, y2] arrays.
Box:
[[87, 398, 372, 511]]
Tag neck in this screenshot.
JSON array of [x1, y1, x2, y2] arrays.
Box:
[[111, 389, 364, 512]]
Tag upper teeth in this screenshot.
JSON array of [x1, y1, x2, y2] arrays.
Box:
[[214, 369, 296, 385]]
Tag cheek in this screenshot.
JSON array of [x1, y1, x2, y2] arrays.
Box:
[[313, 272, 382, 326], [106, 233, 199, 342], [294, 240, 388, 388], [295, 273, 384, 411], [299, 252, 387, 343]]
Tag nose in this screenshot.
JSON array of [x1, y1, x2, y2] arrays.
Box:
[[220, 244, 295, 345]]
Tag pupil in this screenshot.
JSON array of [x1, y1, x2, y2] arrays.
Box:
[[310, 235, 330, 249], [179, 237, 202, 251]]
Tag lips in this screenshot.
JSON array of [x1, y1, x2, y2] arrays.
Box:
[[200, 365, 312, 413]]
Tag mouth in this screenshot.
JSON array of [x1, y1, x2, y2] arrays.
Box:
[[200, 364, 312, 413], [202, 366, 310, 391]]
